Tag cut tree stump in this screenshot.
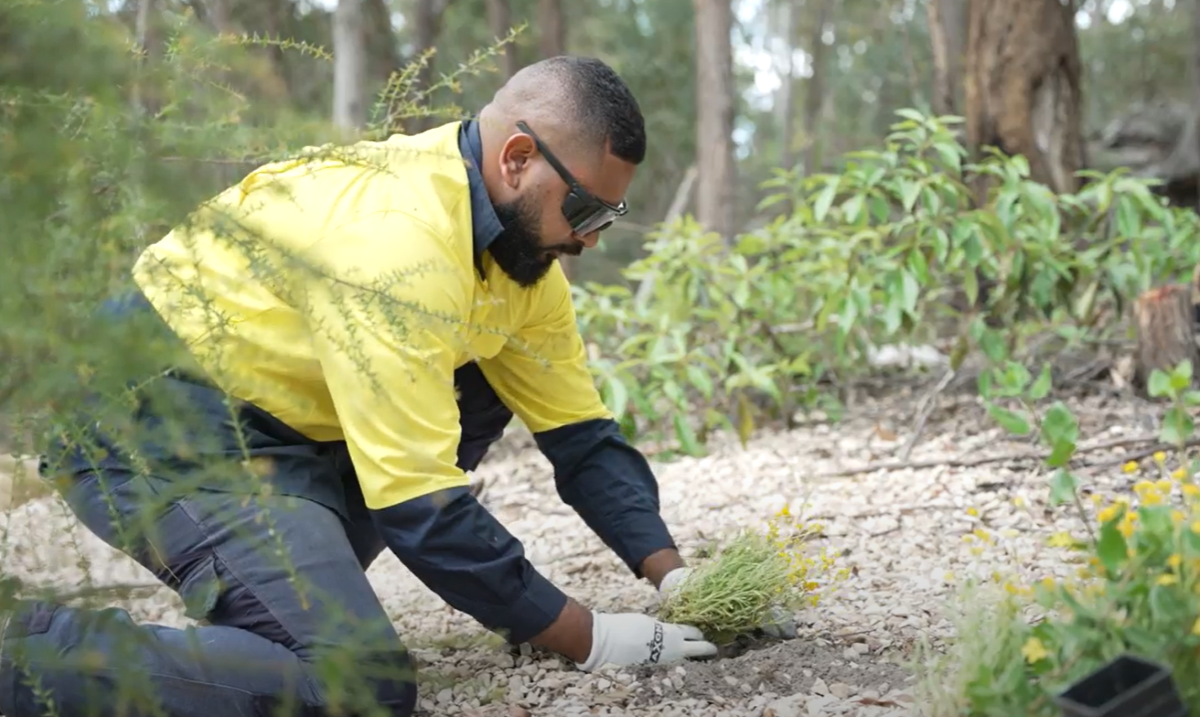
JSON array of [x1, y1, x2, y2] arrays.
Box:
[[1133, 282, 1199, 392]]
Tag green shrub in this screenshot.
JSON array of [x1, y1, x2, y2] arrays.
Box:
[[573, 111, 1200, 454], [917, 360, 1200, 716]]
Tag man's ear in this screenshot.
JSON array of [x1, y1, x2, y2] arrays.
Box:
[[498, 133, 537, 190]]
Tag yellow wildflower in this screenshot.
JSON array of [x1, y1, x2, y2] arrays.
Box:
[[1183, 484, 1200, 498], [1022, 637, 1048, 664], [1013, 496, 1027, 508], [1142, 492, 1165, 507], [1191, 521, 1200, 535], [1158, 574, 1179, 586], [966, 507, 979, 517], [1122, 461, 1139, 473], [1193, 616, 1200, 636], [1134, 480, 1156, 494], [1173, 510, 1186, 525], [1047, 532, 1075, 548], [1156, 479, 1173, 493], [1169, 554, 1183, 569], [1097, 504, 1122, 523], [1173, 468, 1189, 480], [1155, 451, 1167, 464], [1041, 577, 1058, 590]]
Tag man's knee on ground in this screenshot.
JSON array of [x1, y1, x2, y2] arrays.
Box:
[[301, 645, 418, 717]]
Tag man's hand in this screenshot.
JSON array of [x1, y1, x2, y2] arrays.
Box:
[[527, 595, 717, 670], [657, 567, 799, 640], [575, 612, 717, 671]]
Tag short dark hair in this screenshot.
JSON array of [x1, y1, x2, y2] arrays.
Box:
[[547, 56, 646, 165]]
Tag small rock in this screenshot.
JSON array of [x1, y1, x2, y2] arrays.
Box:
[[806, 695, 836, 716], [762, 693, 807, 717], [811, 678, 829, 696], [828, 682, 852, 699], [436, 688, 453, 704]]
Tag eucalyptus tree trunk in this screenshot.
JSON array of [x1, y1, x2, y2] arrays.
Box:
[[333, 0, 368, 132], [964, 0, 1085, 199], [692, 0, 737, 241]]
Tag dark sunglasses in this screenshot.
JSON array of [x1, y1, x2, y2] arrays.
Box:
[[516, 120, 628, 236]]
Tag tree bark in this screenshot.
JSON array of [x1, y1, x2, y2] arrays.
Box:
[[411, 0, 453, 133], [365, 0, 403, 91], [801, 0, 830, 176], [536, 0, 572, 278], [538, 0, 566, 59], [1134, 283, 1199, 392], [333, 0, 369, 132], [692, 0, 737, 241], [1191, 0, 1200, 211], [485, 0, 519, 81], [132, 0, 160, 115], [964, 0, 1085, 201], [927, 0, 968, 116], [776, 0, 797, 170]]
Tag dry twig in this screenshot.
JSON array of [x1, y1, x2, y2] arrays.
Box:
[[816, 433, 1198, 479]]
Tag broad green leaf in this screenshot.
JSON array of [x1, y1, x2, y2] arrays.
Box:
[[1048, 469, 1078, 507], [900, 180, 921, 212], [603, 376, 629, 418], [1161, 407, 1195, 445], [1096, 518, 1128, 577], [813, 177, 839, 222], [963, 269, 979, 306], [986, 402, 1032, 435], [842, 194, 865, 224], [901, 269, 919, 312], [1171, 360, 1194, 389], [1147, 369, 1173, 398], [1046, 439, 1075, 468], [1028, 364, 1053, 401], [1041, 401, 1079, 448], [686, 364, 713, 400], [869, 194, 890, 223], [736, 391, 755, 448]]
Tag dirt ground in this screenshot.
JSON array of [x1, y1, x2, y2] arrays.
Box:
[[0, 370, 1175, 716]]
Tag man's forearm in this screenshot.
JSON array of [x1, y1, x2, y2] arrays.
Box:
[[529, 597, 594, 663], [535, 418, 680, 581], [372, 485, 581, 647], [640, 548, 687, 589]]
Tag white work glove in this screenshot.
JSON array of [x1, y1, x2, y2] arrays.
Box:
[[658, 567, 799, 640], [575, 612, 718, 671]]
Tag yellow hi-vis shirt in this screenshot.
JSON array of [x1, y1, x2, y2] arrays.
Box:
[[131, 121, 613, 510]]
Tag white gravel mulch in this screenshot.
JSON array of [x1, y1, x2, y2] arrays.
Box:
[[0, 381, 1169, 717]]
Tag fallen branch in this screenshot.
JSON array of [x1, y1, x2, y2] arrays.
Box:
[[899, 368, 956, 462], [815, 433, 1198, 479]]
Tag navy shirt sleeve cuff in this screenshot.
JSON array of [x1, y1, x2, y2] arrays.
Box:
[[534, 418, 677, 579], [371, 486, 568, 645]]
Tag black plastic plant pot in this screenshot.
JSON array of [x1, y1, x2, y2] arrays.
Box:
[[1053, 654, 1188, 717]]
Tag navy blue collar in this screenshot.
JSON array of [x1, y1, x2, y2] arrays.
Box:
[[458, 119, 504, 274]]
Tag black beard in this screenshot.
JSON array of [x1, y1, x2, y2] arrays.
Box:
[[489, 196, 554, 288]]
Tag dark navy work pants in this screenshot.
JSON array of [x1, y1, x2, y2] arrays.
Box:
[[0, 357, 514, 717]]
